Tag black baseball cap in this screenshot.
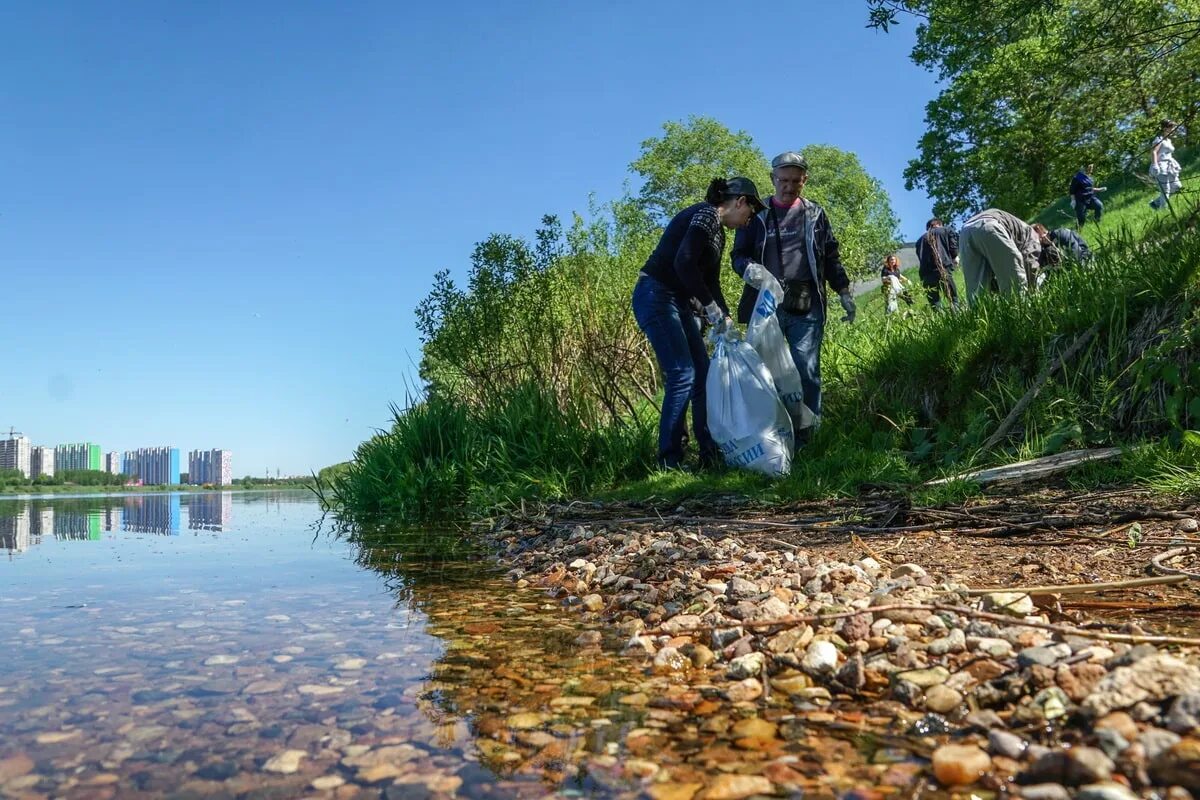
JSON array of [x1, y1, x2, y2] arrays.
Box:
[[725, 177, 766, 211]]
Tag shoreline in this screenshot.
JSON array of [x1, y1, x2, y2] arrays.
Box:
[[483, 489, 1200, 795], [0, 485, 313, 499]]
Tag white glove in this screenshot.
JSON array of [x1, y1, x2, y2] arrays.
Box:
[[839, 291, 856, 323], [742, 262, 768, 288], [703, 302, 724, 326]]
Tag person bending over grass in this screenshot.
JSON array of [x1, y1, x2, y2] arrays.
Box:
[[959, 209, 1059, 299], [631, 177, 765, 470]]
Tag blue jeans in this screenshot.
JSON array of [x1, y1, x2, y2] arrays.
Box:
[[631, 274, 717, 467], [777, 305, 825, 435], [1075, 195, 1102, 226]]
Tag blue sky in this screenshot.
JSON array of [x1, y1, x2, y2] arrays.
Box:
[[1, 1, 940, 475]]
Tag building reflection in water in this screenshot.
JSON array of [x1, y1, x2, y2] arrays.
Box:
[[122, 494, 182, 535], [0, 509, 34, 554], [187, 492, 233, 531]]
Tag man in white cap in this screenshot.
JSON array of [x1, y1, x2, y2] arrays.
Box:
[[731, 151, 855, 448]]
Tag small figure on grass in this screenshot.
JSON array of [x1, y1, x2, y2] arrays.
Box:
[[880, 254, 914, 315], [1068, 163, 1106, 228]]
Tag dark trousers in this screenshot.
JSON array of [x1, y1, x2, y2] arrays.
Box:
[[923, 274, 959, 309], [1075, 196, 1103, 226], [631, 274, 717, 468]]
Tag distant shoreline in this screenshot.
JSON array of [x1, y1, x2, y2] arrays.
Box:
[[0, 484, 313, 499]]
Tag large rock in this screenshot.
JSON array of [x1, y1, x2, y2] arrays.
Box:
[[1021, 748, 1114, 786], [1077, 783, 1139, 800], [931, 744, 991, 787], [1082, 655, 1200, 717], [1165, 691, 1200, 734], [726, 652, 765, 680], [801, 640, 839, 675], [982, 592, 1035, 616], [699, 774, 773, 800], [660, 614, 704, 635], [1149, 737, 1200, 790]]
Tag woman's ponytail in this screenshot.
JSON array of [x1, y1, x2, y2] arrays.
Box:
[[704, 177, 729, 205]]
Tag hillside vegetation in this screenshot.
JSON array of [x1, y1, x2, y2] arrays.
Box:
[[323, 144, 1200, 521]]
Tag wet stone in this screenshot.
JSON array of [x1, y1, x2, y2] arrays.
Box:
[[1018, 644, 1072, 668], [1077, 782, 1140, 800], [195, 760, 240, 781], [1022, 784, 1072, 800]]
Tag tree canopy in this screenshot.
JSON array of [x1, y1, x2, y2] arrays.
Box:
[[868, 0, 1200, 219]]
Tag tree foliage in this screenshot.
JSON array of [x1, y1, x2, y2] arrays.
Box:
[[868, 0, 1200, 219]]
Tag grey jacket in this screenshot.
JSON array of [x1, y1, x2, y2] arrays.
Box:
[[964, 209, 1055, 279]]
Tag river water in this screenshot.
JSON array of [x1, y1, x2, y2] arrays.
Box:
[[0, 492, 923, 800]]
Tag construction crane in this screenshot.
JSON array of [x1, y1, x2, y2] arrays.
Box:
[[5, 427, 23, 439]]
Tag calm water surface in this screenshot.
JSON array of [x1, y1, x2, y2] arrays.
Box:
[[0, 492, 910, 800]]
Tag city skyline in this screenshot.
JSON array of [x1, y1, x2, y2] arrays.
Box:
[[2, 429, 234, 484]]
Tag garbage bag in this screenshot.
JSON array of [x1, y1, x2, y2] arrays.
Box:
[[706, 330, 793, 476], [743, 267, 817, 429]]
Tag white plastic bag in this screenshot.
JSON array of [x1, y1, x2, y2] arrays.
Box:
[[742, 265, 817, 429], [706, 331, 793, 476]]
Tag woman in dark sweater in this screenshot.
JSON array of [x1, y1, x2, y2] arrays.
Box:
[[631, 177, 765, 469]]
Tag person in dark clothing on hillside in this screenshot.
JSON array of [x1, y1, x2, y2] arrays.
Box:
[[730, 151, 854, 448], [1068, 163, 1106, 228], [632, 176, 765, 469], [914, 218, 959, 310]]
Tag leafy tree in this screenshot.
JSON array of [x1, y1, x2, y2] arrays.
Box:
[[630, 117, 772, 224], [868, 0, 1200, 219]]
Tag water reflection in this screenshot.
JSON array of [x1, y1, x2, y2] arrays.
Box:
[[0, 493, 242, 555]]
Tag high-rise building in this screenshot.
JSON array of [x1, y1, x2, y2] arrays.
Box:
[[30, 447, 55, 478], [123, 447, 180, 485], [0, 435, 32, 478], [104, 451, 123, 475], [55, 443, 102, 472], [188, 449, 233, 486]]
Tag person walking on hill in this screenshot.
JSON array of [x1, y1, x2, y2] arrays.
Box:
[[730, 151, 855, 448], [914, 218, 959, 310], [880, 254, 914, 315], [1069, 163, 1106, 228], [958, 209, 1059, 299], [1150, 119, 1184, 210], [632, 177, 765, 470]]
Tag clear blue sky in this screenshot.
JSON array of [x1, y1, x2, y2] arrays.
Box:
[[1, 1, 939, 476]]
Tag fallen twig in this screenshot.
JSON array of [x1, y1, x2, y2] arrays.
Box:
[[964, 574, 1190, 595]]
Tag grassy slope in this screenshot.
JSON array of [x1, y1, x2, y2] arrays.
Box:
[[1035, 148, 1200, 238], [607, 159, 1200, 506]]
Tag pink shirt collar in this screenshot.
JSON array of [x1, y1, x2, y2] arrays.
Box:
[[771, 197, 802, 209]]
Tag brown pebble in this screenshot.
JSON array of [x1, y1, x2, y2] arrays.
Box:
[[932, 743, 991, 787]]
